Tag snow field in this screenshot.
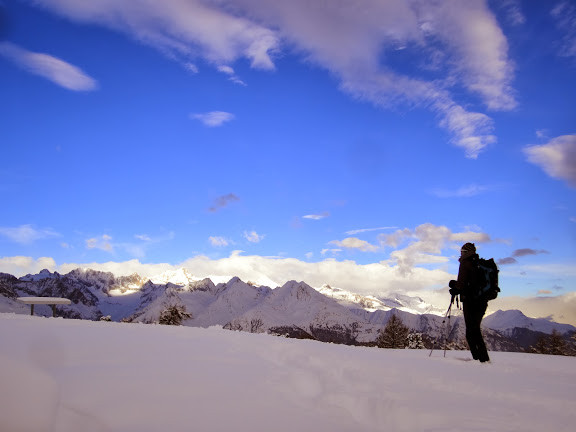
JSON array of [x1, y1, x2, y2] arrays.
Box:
[[1, 313, 575, 432]]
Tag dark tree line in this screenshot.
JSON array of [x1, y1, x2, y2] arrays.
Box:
[[155, 302, 575, 356], [530, 330, 575, 356], [376, 315, 576, 356]]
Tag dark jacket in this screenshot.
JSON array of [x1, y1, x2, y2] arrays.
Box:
[[453, 253, 482, 303]]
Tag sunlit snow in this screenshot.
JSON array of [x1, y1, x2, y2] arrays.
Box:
[[1, 314, 574, 432]]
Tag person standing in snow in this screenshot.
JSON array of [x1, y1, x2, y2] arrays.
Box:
[[449, 242, 490, 363]]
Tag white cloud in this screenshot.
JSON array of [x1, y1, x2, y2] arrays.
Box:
[[217, 65, 235, 75], [345, 227, 397, 235], [0, 42, 97, 91], [179, 251, 453, 297], [217, 65, 246, 86], [434, 100, 497, 158], [241, 0, 513, 156], [329, 237, 378, 252], [303, 212, 329, 220], [551, 1, 576, 59], [524, 134, 576, 188], [431, 183, 489, 198], [191, 111, 235, 127], [449, 231, 492, 244], [28, 0, 517, 158], [30, 0, 278, 70], [498, 0, 526, 26], [427, 0, 516, 111], [381, 228, 413, 249], [318, 33, 498, 159], [244, 231, 264, 243], [379, 223, 492, 274], [184, 62, 199, 74], [321, 249, 342, 256], [0, 256, 57, 276], [0, 224, 60, 244], [85, 234, 114, 252], [209, 236, 229, 247], [55, 259, 175, 280]]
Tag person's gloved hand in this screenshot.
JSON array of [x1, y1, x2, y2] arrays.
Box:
[[448, 280, 459, 296], [449, 287, 460, 296]]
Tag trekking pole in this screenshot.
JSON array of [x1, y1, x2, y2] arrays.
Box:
[[429, 295, 455, 357], [442, 296, 455, 357], [443, 311, 460, 357]]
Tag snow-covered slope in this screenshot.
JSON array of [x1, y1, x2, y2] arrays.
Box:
[[317, 284, 444, 316], [1, 314, 575, 432], [317, 284, 392, 311], [149, 268, 197, 286], [226, 280, 381, 343], [191, 277, 271, 327], [484, 309, 576, 335]]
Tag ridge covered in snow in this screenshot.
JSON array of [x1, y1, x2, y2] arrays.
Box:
[[483, 309, 576, 335], [318, 283, 445, 316], [0, 268, 574, 351], [149, 268, 197, 286]]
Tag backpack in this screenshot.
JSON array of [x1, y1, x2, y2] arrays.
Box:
[[475, 258, 500, 301]]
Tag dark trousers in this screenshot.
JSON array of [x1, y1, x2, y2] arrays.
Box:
[[463, 301, 490, 362]]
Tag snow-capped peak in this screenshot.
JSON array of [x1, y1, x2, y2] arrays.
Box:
[[316, 284, 443, 316], [274, 281, 323, 303], [20, 269, 58, 282], [317, 284, 390, 311], [483, 309, 576, 335], [150, 268, 197, 286]]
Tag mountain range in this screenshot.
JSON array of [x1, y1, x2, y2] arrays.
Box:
[[1, 268, 574, 352]]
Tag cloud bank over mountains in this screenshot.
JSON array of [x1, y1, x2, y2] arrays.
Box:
[[1, 250, 575, 326]]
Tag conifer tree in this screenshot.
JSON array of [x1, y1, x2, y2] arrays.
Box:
[[531, 330, 569, 356], [377, 314, 410, 349], [159, 304, 191, 326], [531, 335, 550, 354], [548, 329, 568, 356], [406, 332, 425, 349]]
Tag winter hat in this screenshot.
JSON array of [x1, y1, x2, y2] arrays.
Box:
[[460, 242, 476, 261]]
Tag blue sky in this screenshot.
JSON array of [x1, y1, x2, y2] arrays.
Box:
[[1, 0, 575, 324]]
